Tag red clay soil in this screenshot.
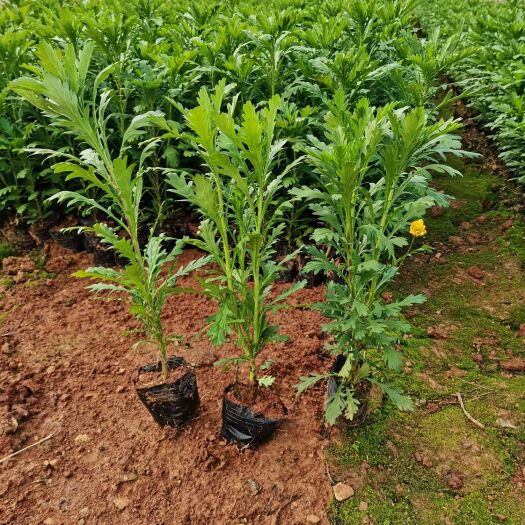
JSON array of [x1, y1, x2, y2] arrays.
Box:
[[0, 245, 334, 525], [224, 384, 287, 420]]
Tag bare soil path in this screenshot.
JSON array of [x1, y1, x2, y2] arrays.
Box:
[[0, 247, 332, 525]]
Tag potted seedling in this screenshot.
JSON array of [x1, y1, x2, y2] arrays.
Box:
[[12, 41, 208, 427], [164, 81, 305, 446], [294, 92, 473, 426]]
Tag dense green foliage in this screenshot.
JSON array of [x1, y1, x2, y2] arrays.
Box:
[[1, 0, 467, 227], [420, 0, 525, 181]]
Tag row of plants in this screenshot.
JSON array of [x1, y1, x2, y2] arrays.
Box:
[[1, 0, 469, 239], [419, 0, 525, 182], [3, 0, 475, 445], [9, 50, 472, 445]]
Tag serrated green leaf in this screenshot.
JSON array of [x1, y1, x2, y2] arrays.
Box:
[[258, 376, 275, 387], [296, 373, 329, 395], [384, 347, 404, 372]]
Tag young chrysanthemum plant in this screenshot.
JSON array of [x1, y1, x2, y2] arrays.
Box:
[[11, 42, 208, 427], [294, 92, 475, 426], [163, 81, 305, 446]]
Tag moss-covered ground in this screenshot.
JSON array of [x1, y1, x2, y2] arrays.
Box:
[[329, 157, 525, 524]]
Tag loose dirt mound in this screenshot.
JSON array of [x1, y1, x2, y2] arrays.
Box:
[[0, 245, 333, 525]]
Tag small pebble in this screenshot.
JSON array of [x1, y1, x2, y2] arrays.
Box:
[[113, 497, 130, 511], [247, 479, 259, 496], [118, 472, 138, 484], [333, 482, 354, 501]]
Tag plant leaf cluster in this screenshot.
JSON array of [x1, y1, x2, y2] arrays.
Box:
[[12, 42, 209, 379], [164, 81, 305, 392], [294, 91, 474, 423]]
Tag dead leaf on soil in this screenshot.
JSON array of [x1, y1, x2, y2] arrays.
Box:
[[444, 366, 466, 378], [500, 219, 513, 232], [467, 266, 485, 280], [472, 336, 500, 351], [444, 471, 464, 490], [418, 372, 445, 392]]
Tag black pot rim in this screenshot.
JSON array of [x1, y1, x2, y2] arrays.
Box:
[[327, 355, 371, 427], [223, 383, 288, 422], [134, 356, 199, 428], [134, 356, 192, 389], [221, 383, 286, 447]]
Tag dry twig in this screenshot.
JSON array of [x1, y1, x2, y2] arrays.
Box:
[[455, 392, 485, 429], [325, 462, 336, 485], [0, 432, 57, 465]]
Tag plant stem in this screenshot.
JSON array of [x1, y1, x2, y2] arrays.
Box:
[[210, 166, 234, 292], [158, 334, 169, 382], [367, 182, 395, 305], [249, 361, 256, 384], [248, 165, 266, 398]]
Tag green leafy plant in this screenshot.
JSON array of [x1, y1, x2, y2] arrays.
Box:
[[165, 80, 304, 401], [1, 0, 478, 227], [0, 26, 61, 226], [420, 0, 525, 181], [11, 41, 207, 379], [387, 28, 476, 110], [0, 118, 57, 225], [294, 91, 474, 424]]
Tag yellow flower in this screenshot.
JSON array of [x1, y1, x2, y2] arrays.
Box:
[[409, 219, 427, 237]]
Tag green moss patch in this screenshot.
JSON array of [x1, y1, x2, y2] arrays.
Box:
[[0, 242, 14, 263]]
